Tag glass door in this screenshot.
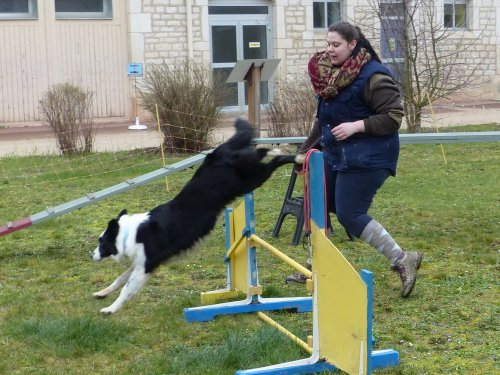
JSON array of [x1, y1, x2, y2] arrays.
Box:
[[211, 23, 239, 106], [242, 23, 269, 106], [380, 1, 405, 86], [210, 19, 271, 109]]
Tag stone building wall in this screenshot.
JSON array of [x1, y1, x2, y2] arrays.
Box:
[[412, 1, 497, 100], [131, 0, 498, 102]]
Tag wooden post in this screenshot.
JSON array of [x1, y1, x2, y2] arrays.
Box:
[[226, 59, 280, 137], [245, 62, 262, 137]]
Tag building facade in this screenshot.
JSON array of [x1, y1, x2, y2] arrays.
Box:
[[0, 0, 499, 123]]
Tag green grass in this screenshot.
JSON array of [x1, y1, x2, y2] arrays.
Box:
[[0, 138, 499, 374], [400, 123, 500, 133], [5, 316, 130, 357]]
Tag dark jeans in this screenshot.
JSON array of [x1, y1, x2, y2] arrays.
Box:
[[325, 166, 391, 238]]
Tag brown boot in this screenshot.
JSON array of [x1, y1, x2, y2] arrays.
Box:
[[285, 259, 311, 284], [392, 251, 423, 298], [285, 273, 308, 284]]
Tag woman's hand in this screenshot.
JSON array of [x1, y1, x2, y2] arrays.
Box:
[[331, 120, 365, 141]]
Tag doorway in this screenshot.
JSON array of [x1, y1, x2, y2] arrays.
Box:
[[209, 4, 272, 109], [379, 1, 405, 86]]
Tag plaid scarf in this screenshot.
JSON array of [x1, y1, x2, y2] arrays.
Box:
[[308, 47, 371, 99]]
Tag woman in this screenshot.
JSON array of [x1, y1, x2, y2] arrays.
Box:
[[292, 21, 422, 298]]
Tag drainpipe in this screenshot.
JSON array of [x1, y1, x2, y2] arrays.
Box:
[[186, 0, 194, 60], [495, 2, 500, 100]]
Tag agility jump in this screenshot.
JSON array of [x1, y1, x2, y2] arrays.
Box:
[[184, 151, 399, 375]]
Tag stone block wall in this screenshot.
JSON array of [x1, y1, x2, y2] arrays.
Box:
[[130, 0, 498, 101], [128, 0, 207, 66]]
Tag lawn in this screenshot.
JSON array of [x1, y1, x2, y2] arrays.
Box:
[[0, 129, 498, 374]]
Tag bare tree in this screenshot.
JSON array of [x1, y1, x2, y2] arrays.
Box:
[[361, 0, 494, 132]]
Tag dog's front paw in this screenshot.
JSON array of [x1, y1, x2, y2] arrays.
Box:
[[294, 154, 305, 164], [93, 291, 108, 299], [99, 306, 116, 315]]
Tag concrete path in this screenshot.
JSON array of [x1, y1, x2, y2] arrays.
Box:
[[0, 101, 498, 157]]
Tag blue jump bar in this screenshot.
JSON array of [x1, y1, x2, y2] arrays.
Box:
[[184, 296, 312, 323]]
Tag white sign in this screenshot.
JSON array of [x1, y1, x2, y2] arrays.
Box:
[[248, 42, 261, 48]]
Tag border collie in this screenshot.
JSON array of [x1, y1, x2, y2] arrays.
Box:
[[92, 119, 303, 314]]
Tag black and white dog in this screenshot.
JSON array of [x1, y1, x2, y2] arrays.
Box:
[[92, 119, 303, 314]]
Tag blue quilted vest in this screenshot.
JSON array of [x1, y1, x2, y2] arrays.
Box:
[[317, 60, 399, 175]]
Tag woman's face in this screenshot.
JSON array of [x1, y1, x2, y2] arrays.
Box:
[[326, 31, 357, 66]]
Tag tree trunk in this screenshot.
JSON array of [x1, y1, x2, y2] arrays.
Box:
[[403, 100, 422, 133]]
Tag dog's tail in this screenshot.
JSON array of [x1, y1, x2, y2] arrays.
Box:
[[223, 118, 254, 150]]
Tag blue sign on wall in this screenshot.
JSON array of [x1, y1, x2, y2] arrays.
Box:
[[127, 63, 143, 77]]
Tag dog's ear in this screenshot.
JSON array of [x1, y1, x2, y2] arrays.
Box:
[[107, 218, 119, 234], [117, 209, 128, 219], [100, 218, 119, 257]]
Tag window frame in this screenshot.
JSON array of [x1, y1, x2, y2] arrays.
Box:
[[0, 0, 38, 20], [313, 0, 342, 30], [444, 0, 468, 29], [55, 0, 113, 20]]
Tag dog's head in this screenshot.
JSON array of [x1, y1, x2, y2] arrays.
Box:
[[92, 209, 128, 261]]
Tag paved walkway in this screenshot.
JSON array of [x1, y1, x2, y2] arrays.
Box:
[[0, 100, 499, 157]]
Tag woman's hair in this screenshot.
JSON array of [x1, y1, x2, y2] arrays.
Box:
[[328, 21, 382, 63]]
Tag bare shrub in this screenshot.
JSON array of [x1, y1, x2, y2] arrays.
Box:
[[266, 75, 317, 137], [140, 60, 230, 153], [39, 82, 95, 156]]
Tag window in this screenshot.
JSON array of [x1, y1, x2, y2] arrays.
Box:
[[313, 1, 341, 29], [55, 0, 112, 19], [444, 0, 467, 28], [0, 0, 38, 19]]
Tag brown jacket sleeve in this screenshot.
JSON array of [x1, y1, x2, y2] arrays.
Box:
[[362, 74, 404, 135], [298, 118, 321, 153]]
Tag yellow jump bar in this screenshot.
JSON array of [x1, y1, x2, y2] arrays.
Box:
[[257, 312, 313, 354], [225, 234, 246, 258], [250, 234, 312, 279]]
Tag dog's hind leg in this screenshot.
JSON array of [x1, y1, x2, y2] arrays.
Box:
[[99, 266, 151, 315], [93, 266, 134, 299]]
